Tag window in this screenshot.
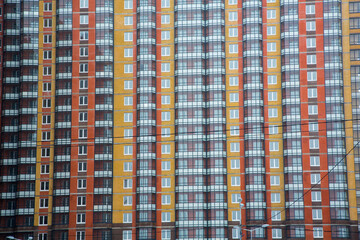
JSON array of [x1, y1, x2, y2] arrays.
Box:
[[269, 125, 278, 135], [43, 50, 52, 60], [41, 148, 50, 157], [38, 233, 48, 240], [307, 55, 317, 64], [124, 162, 133, 172], [311, 174, 321, 184], [270, 158, 279, 168], [124, 113, 133, 122], [230, 142, 240, 152], [80, 15, 88, 24], [79, 112, 88, 122], [78, 162, 87, 172], [123, 231, 132, 240], [161, 14, 170, 24], [312, 209, 322, 220], [162, 79, 170, 88], [230, 109, 239, 119], [161, 128, 170, 138], [229, 28, 238, 37], [268, 92, 277, 101], [78, 179, 87, 189], [162, 212, 171, 222], [267, 9, 276, 19], [309, 139, 319, 149], [272, 211, 281, 221], [162, 195, 171, 205], [306, 5, 315, 14], [307, 71, 317, 81], [162, 144, 170, 154], [229, 60, 239, 70], [269, 108, 278, 118], [161, 0, 170, 8], [79, 63, 88, 73], [79, 145, 87, 155], [161, 95, 170, 105], [41, 165, 49, 174], [231, 159, 240, 169], [311, 191, 321, 202], [79, 79, 88, 89], [162, 178, 171, 188], [44, 2, 52, 11], [230, 126, 240, 136], [124, 145, 133, 155], [123, 196, 132, 206], [77, 213, 86, 224], [162, 112, 171, 121], [268, 75, 277, 84], [161, 47, 171, 56], [43, 19, 52, 28], [43, 66, 52, 76], [124, 16, 133, 25], [267, 42, 276, 52], [40, 182, 49, 191], [229, 44, 238, 53], [124, 48, 133, 57], [39, 198, 49, 208], [79, 96, 88, 105], [270, 142, 279, 151], [307, 38, 316, 48], [230, 93, 239, 102], [308, 88, 317, 98], [80, 0, 88, 8], [310, 156, 320, 166], [124, 64, 133, 73], [162, 229, 171, 240], [231, 176, 240, 186], [270, 176, 280, 185], [267, 26, 276, 35], [162, 161, 171, 171], [80, 31, 88, 40], [77, 196, 86, 206], [42, 99, 51, 108], [161, 63, 170, 72], [306, 21, 316, 31], [124, 96, 133, 106], [229, 76, 239, 86], [313, 227, 323, 238], [42, 132, 50, 141], [39, 216, 48, 225], [42, 115, 51, 124], [124, 80, 133, 89], [124, 0, 133, 9], [76, 231, 85, 240], [232, 211, 240, 221], [271, 193, 281, 203], [229, 0, 238, 4], [268, 58, 277, 68], [124, 179, 132, 189], [229, 12, 238, 21], [123, 32, 133, 42], [80, 47, 88, 57], [272, 229, 282, 239], [161, 31, 170, 40], [124, 129, 133, 139], [43, 35, 52, 43], [123, 213, 132, 223]]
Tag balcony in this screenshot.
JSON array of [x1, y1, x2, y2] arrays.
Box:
[[1, 175, 17, 182], [21, 43, 38, 50], [3, 93, 19, 100], [4, 61, 20, 68], [1, 143, 18, 148], [20, 108, 37, 114], [95, 23, 113, 29], [175, 20, 204, 27], [20, 91, 38, 98], [18, 174, 36, 181], [20, 141, 36, 148], [95, 72, 113, 78], [55, 138, 71, 145], [4, 77, 20, 84], [21, 59, 38, 66], [53, 189, 70, 196], [96, 6, 114, 13], [16, 208, 34, 215], [19, 157, 36, 164], [95, 39, 113, 45], [95, 104, 113, 111], [94, 205, 112, 211], [54, 155, 71, 162], [95, 88, 113, 94], [95, 121, 113, 127], [2, 158, 17, 165], [22, 11, 39, 17], [2, 110, 18, 116], [1, 210, 15, 216], [1, 192, 16, 199], [175, 4, 204, 11], [55, 122, 71, 128], [95, 154, 112, 161], [94, 188, 112, 194], [56, 24, 72, 31], [56, 57, 72, 63], [53, 206, 69, 213], [21, 27, 39, 34], [56, 89, 72, 95], [4, 29, 20, 35], [57, 8, 72, 14], [4, 45, 20, 51], [17, 191, 35, 198], [55, 105, 72, 112], [95, 56, 113, 62], [56, 73, 72, 79], [137, 22, 155, 28], [57, 40, 72, 47], [54, 172, 70, 179], [94, 171, 112, 178], [21, 75, 38, 82], [19, 124, 37, 131]]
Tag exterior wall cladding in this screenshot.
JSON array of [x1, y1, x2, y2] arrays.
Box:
[[2, 0, 360, 239]]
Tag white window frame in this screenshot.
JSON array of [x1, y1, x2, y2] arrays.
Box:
[[230, 109, 239, 119], [272, 210, 281, 221], [123, 213, 132, 223], [267, 26, 276, 35], [268, 75, 277, 85], [162, 112, 171, 121], [124, 16, 133, 25], [269, 108, 278, 118], [229, 28, 238, 37], [270, 141, 279, 151], [161, 31, 170, 40], [308, 88, 317, 98], [271, 193, 281, 203], [311, 191, 322, 202], [311, 173, 321, 184], [124, 113, 133, 122], [270, 176, 280, 186], [80, 0, 88, 8], [78, 162, 87, 172], [306, 21, 316, 31], [272, 229, 282, 239], [39, 215, 48, 225], [268, 92, 277, 101], [77, 196, 86, 206], [306, 38, 316, 48], [124, 145, 133, 155], [161, 14, 170, 24], [306, 5, 315, 14], [124, 0, 133, 9], [39, 199, 49, 208], [162, 144, 171, 154], [313, 227, 323, 238], [77, 179, 87, 189], [309, 139, 319, 149], [123, 196, 132, 206], [270, 158, 279, 168], [161, 47, 171, 56], [80, 31, 88, 40], [230, 142, 240, 152], [162, 178, 171, 188], [268, 58, 277, 68], [267, 9, 276, 19], [230, 126, 240, 136], [229, 76, 239, 86], [231, 176, 240, 186], [80, 15, 88, 24], [124, 162, 133, 172], [162, 195, 171, 205], [124, 32, 133, 42], [162, 212, 171, 222], [267, 42, 276, 52], [76, 213, 86, 224], [124, 80, 133, 90], [310, 156, 320, 166], [161, 63, 170, 72], [312, 209, 323, 220], [307, 55, 317, 64], [231, 159, 240, 169], [229, 44, 238, 53], [124, 179, 133, 189], [229, 11, 238, 21], [161, 0, 170, 8]]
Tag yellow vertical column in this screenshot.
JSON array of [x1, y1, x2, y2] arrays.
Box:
[[264, 0, 285, 224], [34, 0, 56, 228], [113, 0, 137, 232], [342, 0, 358, 223]]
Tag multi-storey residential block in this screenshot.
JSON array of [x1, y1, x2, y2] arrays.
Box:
[[0, 0, 359, 239]]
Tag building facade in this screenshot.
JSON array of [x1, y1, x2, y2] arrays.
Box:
[[0, 0, 360, 239]]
